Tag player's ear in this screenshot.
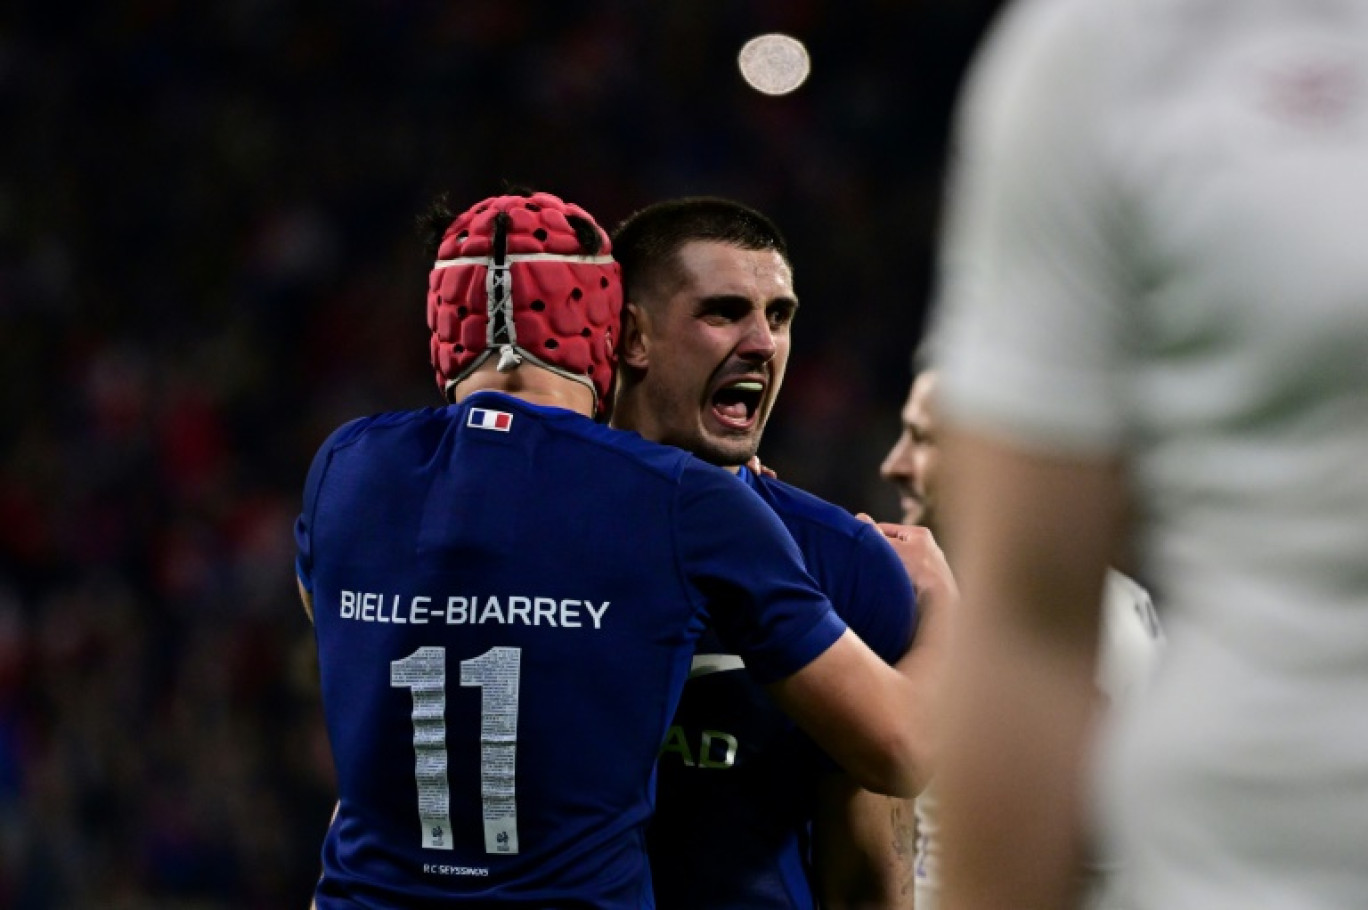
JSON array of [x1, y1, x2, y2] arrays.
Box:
[[619, 301, 651, 370]]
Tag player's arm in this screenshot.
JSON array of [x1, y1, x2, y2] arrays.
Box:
[[935, 428, 1123, 910], [765, 520, 956, 800], [812, 778, 917, 909], [767, 528, 956, 798], [764, 628, 923, 798], [867, 520, 957, 781], [809, 519, 951, 907], [683, 467, 940, 797]]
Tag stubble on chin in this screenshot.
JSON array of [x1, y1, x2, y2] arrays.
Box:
[[694, 428, 760, 469]]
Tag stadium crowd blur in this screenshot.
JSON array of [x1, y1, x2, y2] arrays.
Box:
[[0, 1, 1000, 905]]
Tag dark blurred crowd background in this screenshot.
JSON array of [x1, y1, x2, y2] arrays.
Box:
[[0, 1, 1002, 905]]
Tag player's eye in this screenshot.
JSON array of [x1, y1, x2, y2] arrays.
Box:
[[699, 299, 749, 322], [767, 303, 796, 328]]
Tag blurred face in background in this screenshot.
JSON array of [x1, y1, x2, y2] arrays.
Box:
[[881, 371, 941, 530], [621, 240, 796, 468]]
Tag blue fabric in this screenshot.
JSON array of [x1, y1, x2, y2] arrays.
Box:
[[295, 391, 846, 908], [648, 467, 918, 910]]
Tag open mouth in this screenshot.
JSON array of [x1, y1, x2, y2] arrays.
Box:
[[711, 380, 765, 430]]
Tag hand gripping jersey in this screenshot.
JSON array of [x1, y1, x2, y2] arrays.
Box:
[[295, 393, 847, 908], [647, 467, 917, 910]]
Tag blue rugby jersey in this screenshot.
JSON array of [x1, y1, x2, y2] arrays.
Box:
[[647, 467, 918, 910], [294, 392, 847, 909]]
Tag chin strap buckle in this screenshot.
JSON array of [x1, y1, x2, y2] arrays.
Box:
[[496, 344, 523, 372]]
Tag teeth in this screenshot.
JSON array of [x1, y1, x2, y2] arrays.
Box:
[[728, 381, 764, 392]]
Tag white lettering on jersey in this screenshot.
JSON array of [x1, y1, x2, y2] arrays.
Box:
[[659, 724, 740, 769], [337, 590, 610, 628]]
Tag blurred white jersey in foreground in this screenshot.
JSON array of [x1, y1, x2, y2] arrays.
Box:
[[914, 570, 1164, 910], [930, 0, 1368, 906]]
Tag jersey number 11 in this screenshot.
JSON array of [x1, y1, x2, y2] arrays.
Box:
[[390, 645, 521, 854]]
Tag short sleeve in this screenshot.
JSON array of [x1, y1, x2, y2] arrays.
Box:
[[674, 463, 848, 684], [841, 522, 918, 664], [926, 0, 1132, 455], [294, 418, 367, 594], [804, 521, 917, 776]]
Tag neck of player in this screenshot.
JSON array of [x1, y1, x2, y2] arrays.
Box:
[[452, 361, 596, 417]]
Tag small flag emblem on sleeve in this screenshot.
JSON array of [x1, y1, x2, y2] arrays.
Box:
[[468, 408, 514, 431]]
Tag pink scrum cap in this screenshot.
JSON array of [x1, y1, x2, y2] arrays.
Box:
[[426, 191, 622, 414]]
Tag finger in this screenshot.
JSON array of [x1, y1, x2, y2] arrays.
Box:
[[876, 522, 921, 543]]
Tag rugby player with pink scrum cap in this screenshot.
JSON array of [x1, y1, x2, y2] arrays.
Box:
[[294, 189, 934, 908]]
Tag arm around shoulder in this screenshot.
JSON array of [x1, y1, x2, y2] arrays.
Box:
[[766, 629, 924, 798]]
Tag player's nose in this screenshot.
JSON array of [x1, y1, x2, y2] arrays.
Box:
[[881, 434, 913, 483], [735, 311, 777, 362]]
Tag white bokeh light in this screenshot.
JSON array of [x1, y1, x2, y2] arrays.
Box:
[[737, 33, 811, 96]]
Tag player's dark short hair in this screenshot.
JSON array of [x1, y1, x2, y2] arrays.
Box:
[[610, 198, 790, 307]]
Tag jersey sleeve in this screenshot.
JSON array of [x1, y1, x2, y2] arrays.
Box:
[[841, 522, 918, 664], [294, 417, 368, 594], [674, 462, 848, 685], [797, 521, 918, 777], [926, 0, 1131, 455]]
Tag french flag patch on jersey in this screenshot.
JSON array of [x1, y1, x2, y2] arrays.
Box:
[[468, 408, 513, 432]]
